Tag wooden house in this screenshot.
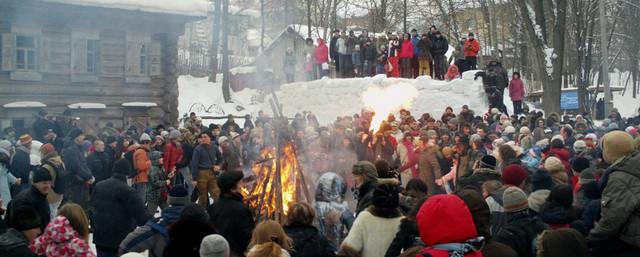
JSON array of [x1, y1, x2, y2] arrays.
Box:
[[0, 0, 206, 135]]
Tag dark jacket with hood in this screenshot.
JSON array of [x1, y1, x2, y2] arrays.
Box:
[[92, 174, 147, 251], [355, 180, 376, 215], [457, 167, 501, 192], [208, 192, 254, 257], [5, 186, 50, 233], [119, 205, 185, 257], [285, 224, 336, 257], [0, 228, 36, 257], [9, 145, 31, 182], [61, 141, 93, 186], [87, 150, 112, 183], [588, 150, 640, 247], [494, 211, 547, 257]]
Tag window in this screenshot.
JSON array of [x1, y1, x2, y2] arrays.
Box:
[[139, 44, 147, 74], [16, 36, 36, 71], [87, 40, 100, 73]]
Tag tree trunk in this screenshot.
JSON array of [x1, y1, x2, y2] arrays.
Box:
[[221, 0, 231, 102], [307, 0, 312, 38], [545, 0, 566, 115], [260, 0, 265, 51], [209, 0, 222, 82]]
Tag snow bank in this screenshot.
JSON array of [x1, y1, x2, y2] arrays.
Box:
[[42, 0, 209, 17], [269, 72, 489, 125]]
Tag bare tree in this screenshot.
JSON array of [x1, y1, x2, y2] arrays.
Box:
[[221, 0, 231, 102], [209, 0, 222, 82]]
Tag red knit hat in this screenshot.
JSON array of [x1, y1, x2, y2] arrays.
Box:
[[40, 143, 55, 156], [502, 164, 527, 186]]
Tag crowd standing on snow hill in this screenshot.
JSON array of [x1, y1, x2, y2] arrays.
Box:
[[291, 28, 487, 82], [0, 100, 639, 257]]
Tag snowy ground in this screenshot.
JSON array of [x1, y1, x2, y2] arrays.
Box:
[[178, 72, 490, 126]]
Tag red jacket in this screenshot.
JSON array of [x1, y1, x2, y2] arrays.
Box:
[[163, 141, 183, 173], [464, 39, 480, 57], [399, 40, 414, 59], [508, 79, 525, 101], [417, 195, 483, 257], [315, 38, 329, 64]]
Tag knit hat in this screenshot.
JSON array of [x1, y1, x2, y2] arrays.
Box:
[[11, 206, 41, 231], [479, 155, 497, 169], [601, 131, 636, 164], [352, 161, 378, 183], [528, 189, 550, 213], [67, 128, 83, 140], [217, 171, 244, 194], [140, 133, 152, 142], [0, 140, 12, 153], [519, 126, 531, 135], [19, 134, 33, 144], [544, 157, 564, 173], [503, 187, 529, 213], [372, 183, 400, 210], [571, 157, 590, 173], [629, 127, 638, 137], [168, 185, 190, 206], [40, 143, 55, 156], [504, 126, 516, 134], [169, 130, 182, 140], [32, 167, 53, 183], [573, 140, 587, 153], [531, 169, 553, 191], [585, 133, 598, 142], [200, 234, 230, 257], [113, 158, 133, 176], [469, 134, 482, 143], [217, 136, 229, 144], [502, 164, 527, 186], [578, 169, 596, 185]]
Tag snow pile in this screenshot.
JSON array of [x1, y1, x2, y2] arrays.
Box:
[[177, 75, 262, 127], [270, 72, 489, 125], [42, 0, 210, 17]]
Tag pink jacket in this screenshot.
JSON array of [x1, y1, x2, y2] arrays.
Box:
[[399, 40, 414, 59], [31, 216, 95, 257], [315, 38, 329, 64], [509, 79, 525, 101]]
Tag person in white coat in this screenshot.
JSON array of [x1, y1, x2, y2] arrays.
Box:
[[0, 148, 20, 209]]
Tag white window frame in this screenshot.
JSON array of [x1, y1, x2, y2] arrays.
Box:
[[15, 35, 37, 71]]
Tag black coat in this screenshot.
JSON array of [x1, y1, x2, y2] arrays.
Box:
[[9, 146, 31, 181], [284, 225, 336, 257], [92, 174, 147, 251], [61, 143, 93, 185], [5, 186, 50, 232], [385, 219, 421, 257], [430, 36, 449, 56], [87, 151, 112, 183], [0, 228, 37, 257], [355, 181, 376, 215], [494, 212, 547, 257], [208, 192, 254, 257]]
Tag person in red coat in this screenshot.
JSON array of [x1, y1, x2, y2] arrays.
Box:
[[463, 32, 480, 70], [163, 130, 183, 179], [508, 72, 525, 115], [315, 38, 329, 79], [399, 33, 415, 78]]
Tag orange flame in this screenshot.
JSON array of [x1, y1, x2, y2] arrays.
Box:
[[244, 143, 306, 218], [362, 83, 419, 133]]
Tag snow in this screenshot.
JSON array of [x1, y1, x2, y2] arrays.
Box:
[[122, 102, 158, 107], [230, 66, 256, 75], [269, 72, 489, 125], [67, 103, 106, 109], [3, 101, 47, 108], [41, 0, 210, 17], [229, 5, 261, 18]]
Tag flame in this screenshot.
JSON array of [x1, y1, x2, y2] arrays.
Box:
[[362, 83, 419, 133], [244, 143, 307, 218]]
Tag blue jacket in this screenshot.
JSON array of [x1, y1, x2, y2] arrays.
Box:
[[119, 205, 184, 257], [411, 36, 421, 56]]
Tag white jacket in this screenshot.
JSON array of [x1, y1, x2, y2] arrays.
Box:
[[340, 209, 402, 257]]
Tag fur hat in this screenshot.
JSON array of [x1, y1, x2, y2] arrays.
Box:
[[113, 158, 133, 176], [573, 140, 587, 153], [168, 185, 190, 206], [503, 187, 529, 213], [571, 157, 590, 173], [601, 131, 635, 164], [502, 164, 527, 186], [372, 183, 400, 210], [528, 189, 550, 213], [479, 155, 497, 169], [200, 234, 230, 257], [352, 161, 378, 183], [32, 167, 53, 183]]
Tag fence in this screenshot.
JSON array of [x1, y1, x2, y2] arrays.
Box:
[[177, 49, 255, 76]]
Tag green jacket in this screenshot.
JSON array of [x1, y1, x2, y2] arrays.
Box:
[[588, 151, 640, 247]]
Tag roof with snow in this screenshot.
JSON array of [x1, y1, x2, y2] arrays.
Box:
[[3, 101, 47, 108], [122, 102, 158, 107], [40, 0, 210, 17], [68, 103, 107, 109]]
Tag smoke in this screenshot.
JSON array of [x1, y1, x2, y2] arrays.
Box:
[[361, 82, 419, 133]]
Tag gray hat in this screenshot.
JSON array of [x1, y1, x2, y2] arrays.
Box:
[[140, 133, 152, 142], [573, 140, 587, 153], [352, 161, 378, 183], [528, 189, 550, 213], [503, 187, 529, 213], [199, 234, 230, 257], [169, 130, 182, 140]]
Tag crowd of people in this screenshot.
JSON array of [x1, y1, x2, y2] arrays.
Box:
[[0, 101, 640, 257], [292, 26, 482, 82]]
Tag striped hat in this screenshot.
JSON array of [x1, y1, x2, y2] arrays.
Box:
[[503, 186, 529, 213]]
